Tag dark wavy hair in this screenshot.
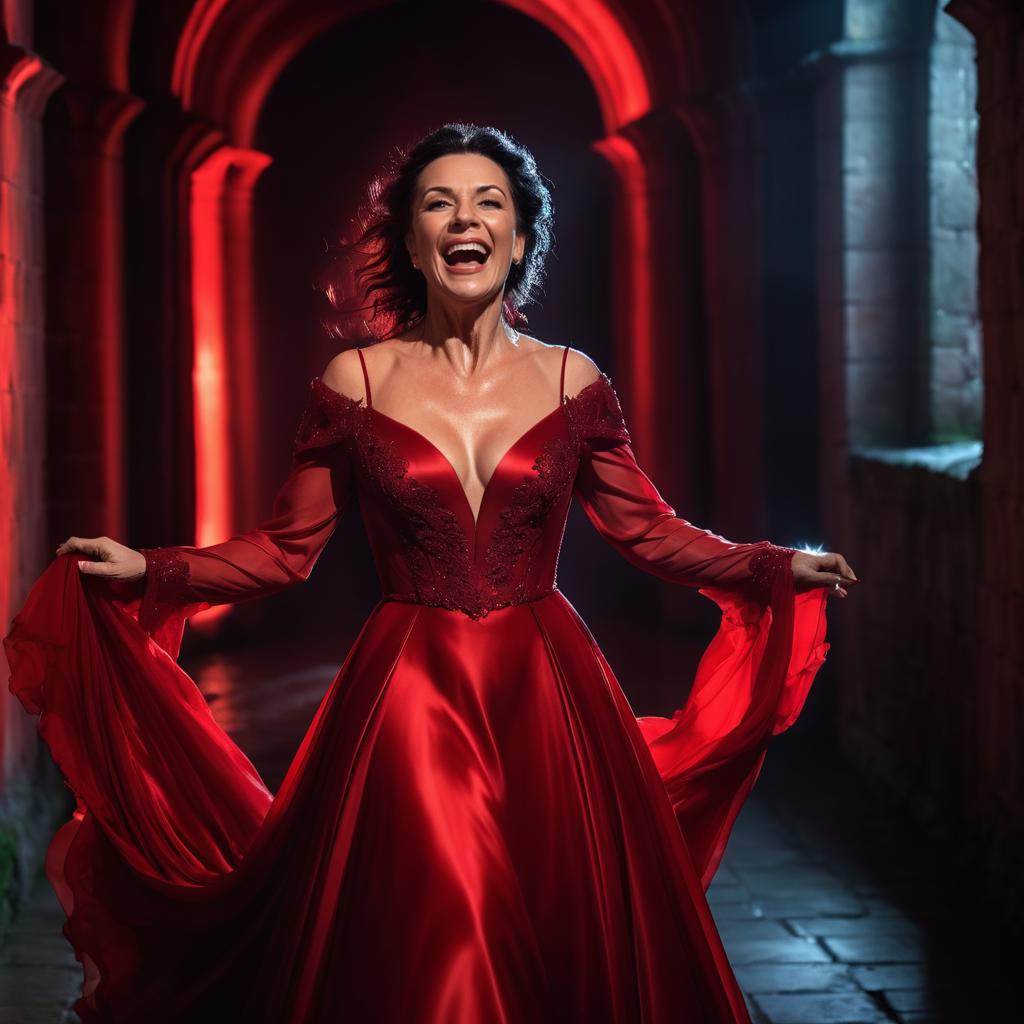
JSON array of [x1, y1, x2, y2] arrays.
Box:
[[318, 123, 555, 344]]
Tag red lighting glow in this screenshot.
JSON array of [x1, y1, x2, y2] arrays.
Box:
[[189, 145, 271, 626]]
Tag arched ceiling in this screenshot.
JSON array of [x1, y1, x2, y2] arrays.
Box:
[[35, 0, 755, 142]]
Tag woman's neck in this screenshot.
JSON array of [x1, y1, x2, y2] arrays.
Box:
[[414, 299, 520, 374]]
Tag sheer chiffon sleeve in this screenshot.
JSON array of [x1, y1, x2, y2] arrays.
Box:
[[569, 374, 797, 603], [569, 373, 830, 887], [133, 378, 358, 658]]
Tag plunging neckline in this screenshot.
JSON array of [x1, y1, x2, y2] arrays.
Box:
[[310, 373, 606, 535]]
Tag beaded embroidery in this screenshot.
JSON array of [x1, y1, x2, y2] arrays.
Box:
[[563, 372, 631, 453], [138, 547, 194, 634], [748, 543, 797, 603]]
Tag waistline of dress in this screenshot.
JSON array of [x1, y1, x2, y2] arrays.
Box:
[[378, 587, 560, 620]]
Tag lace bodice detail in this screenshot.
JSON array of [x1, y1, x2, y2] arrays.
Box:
[[293, 373, 631, 619]]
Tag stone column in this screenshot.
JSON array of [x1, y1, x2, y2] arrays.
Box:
[[190, 144, 272, 559], [593, 111, 711, 524], [44, 83, 144, 546], [0, 38, 62, 819], [804, 3, 934, 538]]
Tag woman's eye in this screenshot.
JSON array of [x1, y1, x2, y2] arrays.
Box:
[[426, 199, 502, 209]]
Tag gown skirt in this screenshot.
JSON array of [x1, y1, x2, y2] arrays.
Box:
[[4, 360, 830, 1023]]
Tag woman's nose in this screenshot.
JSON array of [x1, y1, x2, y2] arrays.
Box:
[[450, 200, 479, 226]]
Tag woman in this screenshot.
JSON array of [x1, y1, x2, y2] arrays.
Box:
[[7, 123, 853, 1022]]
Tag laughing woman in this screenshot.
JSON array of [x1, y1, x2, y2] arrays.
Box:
[[7, 122, 851, 1023]]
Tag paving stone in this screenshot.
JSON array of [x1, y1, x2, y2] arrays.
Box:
[[0, 934, 78, 968], [709, 899, 777, 921], [0, 1009, 71, 1024], [726, 847, 813, 868], [732, 962, 858, 994], [749, 895, 868, 917], [0, 963, 79, 1005], [753, 990, 888, 1023], [849, 963, 928, 990], [734, 867, 846, 890], [707, 882, 756, 904], [821, 935, 926, 964], [721, 936, 833, 965], [786, 915, 922, 939], [715, 919, 794, 942], [713, 862, 741, 885]]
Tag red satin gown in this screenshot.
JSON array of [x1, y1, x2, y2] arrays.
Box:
[[5, 344, 830, 1023]]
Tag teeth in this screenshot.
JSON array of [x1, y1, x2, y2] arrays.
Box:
[[444, 242, 489, 256]]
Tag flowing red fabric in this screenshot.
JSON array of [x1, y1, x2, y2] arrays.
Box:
[[5, 354, 829, 1023]]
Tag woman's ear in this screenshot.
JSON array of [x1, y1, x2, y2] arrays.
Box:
[[513, 233, 527, 266]]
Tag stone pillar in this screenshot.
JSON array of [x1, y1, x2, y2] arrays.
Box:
[[0, 37, 64, 927], [805, 5, 933, 482], [928, 7, 981, 439], [122, 113, 223, 545], [190, 144, 272, 558], [44, 83, 144, 547], [592, 111, 711, 524]]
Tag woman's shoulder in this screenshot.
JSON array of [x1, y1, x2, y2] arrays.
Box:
[[320, 348, 370, 403], [560, 345, 603, 399]]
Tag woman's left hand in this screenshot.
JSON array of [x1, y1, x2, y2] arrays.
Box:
[[791, 549, 859, 598]]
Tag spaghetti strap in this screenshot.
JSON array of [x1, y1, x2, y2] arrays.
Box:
[[559, 343, 570, 402], [356, 348, 372, 408]]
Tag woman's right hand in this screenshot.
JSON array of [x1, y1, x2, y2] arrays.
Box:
[[56, 536, 148, 582]]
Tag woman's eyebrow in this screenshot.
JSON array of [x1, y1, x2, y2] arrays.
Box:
[[423, 184, 507, 198]]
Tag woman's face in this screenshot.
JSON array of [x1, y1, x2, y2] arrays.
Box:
[[406, 152, 526, 307]]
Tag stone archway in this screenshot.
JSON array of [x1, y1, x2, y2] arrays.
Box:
[[162, 0, 762, 549]]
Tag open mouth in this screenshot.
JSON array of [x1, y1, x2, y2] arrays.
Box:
[[442, 242, 491, 267]]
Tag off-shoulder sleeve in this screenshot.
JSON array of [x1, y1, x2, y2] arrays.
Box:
[[134, 377, 361, 657], [569, 371, 830, 889]]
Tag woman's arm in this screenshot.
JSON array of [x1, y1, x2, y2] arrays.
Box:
[[58, 366, 362, 655], [566, 352, 855, 603], [573, 440, 796, 602], [136, 444, 351, 630]]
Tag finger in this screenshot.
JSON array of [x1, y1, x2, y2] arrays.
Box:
[[835, 554, 857, 581], [816, 571, 851, 594], [818, 557, 858, 586], [73, 538, 110, 558], [78, 559, 118, 576]]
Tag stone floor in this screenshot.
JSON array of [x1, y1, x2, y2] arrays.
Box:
[[709, 737, 1017, 1023], [0, 622, 1016, 1022]]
